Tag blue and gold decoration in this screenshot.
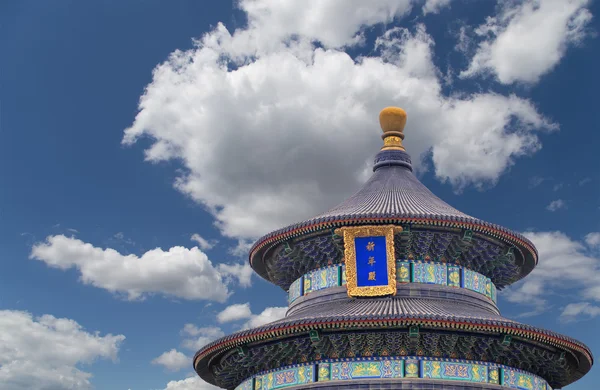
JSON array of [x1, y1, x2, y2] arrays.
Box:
[[413, 262, 447, 285], [463, 268, 487, 295], [329, 360, 403, 380], [235, 358, 552, 389], [396, 261, 411, 283], [404, 359, 419, 378], [447, 265, 461, 288], [335, 225, 400, 297], [287, 276, 303, 304], [289, 262, 498, 304], [257, 365, 315, 390], [501, 367, 547, 390], [421, 361, 487, 382]]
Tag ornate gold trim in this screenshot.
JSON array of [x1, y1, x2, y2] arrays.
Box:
[[335, 225, 401, 297]]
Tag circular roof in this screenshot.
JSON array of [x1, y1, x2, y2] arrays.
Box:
[[249, 108, 537, 284]]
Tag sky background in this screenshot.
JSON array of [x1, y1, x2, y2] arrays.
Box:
[[1, 0, 599, 389]]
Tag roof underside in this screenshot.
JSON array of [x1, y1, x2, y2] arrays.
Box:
[[195, 296, 592, 389]]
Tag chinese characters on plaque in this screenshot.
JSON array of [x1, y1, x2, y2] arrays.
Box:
[[336, 225, 399, 297], [354, 236, 389, 287]]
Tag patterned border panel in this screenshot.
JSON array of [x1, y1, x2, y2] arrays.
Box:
[[328, 360, 403, 380], [501, 367, 548, 390], [235, 357, 550, 390], [421, 360, 487, 382], [447, 265, 461, 288], [260, 365, 314, 389], [289, 262, 497, 304], [396, 261, 411, 283], [288, 277, 303, 304], [412, 262, 447, 285], [463, 268, 487, 296]]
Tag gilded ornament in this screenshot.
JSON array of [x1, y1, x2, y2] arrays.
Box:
[[336, 225, 400, 297]]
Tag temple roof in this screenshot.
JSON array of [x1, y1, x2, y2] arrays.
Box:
[[194, 293, 593, 388], [249, 108, 537, 286]]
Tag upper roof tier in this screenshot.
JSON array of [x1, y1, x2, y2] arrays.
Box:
[[249, 108, 538, 290]]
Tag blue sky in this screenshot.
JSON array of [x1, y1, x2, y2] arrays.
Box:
[[1, 0, 599, 389]]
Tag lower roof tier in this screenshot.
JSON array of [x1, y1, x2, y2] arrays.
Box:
[[252, 223, 534, 292], [194, 294, 592, 389]]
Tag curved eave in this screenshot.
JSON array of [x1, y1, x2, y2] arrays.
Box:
[[249, 215, 538, 285], [194, 315, 592, 387]]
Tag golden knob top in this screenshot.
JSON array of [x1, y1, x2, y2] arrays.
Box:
[[378, 107, 407, 151], [379, 107, 407, 134]]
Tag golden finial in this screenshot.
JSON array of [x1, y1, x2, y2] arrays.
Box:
[[379, 107, 407, 151]]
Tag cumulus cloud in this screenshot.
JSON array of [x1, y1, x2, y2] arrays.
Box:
[[215, 303, 287, 327], [546, 199, 566, 211], [190, 234, 218, 250], [584, 232, 600, 248], [216, 303, 253, 323], [242, 306, 287, 329], [0, 310, 124, 390], [123, 1, 556, 240], [461, 0, 593, 84], [503, 231, 600, 318], [152, 349, 189, 372], [163, 376, 220, 390], [180, 326, 225, 351], [561, 302, 600, 321], [237, 0, 414, 49], [30, 235, 250, 302], [422, 0, 451, 15]]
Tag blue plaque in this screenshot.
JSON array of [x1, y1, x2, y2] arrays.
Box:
[[336, 225, 399, 297], [355, 236, 389, 287]]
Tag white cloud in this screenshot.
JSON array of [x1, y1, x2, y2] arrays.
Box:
[[0, 310, 124, 390], [163, 376, 220, 390], [561, 302, 600, 321], [503, 231, 600, 318], [123, 4, 556, 240], [218, 262, 253, 287], [243, 306, 287, 329], [546, 199, 566, 211], [217, 303, 253, 323], [584, 232, 600, 248], [180, 326, 225, 351], [30, 235, 251, 302], [152, 349, 189, 372], [237, 0, 414, 49], [461, 0, 593, 84], [422, 0, 451, 15], [190, 234, 218, 250]]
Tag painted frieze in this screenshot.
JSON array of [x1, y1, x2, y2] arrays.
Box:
[[396, 261, 411, 283], [405, 359, 419, 378], [421, 360, 487, 383], [501, 367, 546, 390], [260, 365, 314, 390], [413, 262, 447, 285], [330, 360, 403, 380], [463, 268, 487, 295], [288, 276, 303, 304], [447, 265, 461, 288]]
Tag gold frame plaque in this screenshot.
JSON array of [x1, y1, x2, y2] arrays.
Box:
[[335, 225, 401, 297]]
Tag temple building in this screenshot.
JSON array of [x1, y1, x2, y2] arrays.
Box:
[[194, 107, 593, 389]]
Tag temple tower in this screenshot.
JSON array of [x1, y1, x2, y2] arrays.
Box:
[[194, 108, 592, 389]]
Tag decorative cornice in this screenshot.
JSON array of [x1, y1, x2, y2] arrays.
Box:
[[193, 316, 592, 370], [250, 216, 537, 271]]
